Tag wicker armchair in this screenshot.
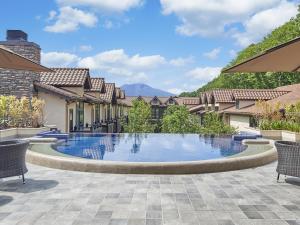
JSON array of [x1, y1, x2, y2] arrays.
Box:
[[275, 141, 300, 181], [0, 140, 29, 184]]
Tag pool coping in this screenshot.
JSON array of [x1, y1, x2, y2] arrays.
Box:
[[26, 140, 278, 174]]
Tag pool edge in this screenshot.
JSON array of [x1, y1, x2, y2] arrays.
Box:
[[26, 146, 277, 174]]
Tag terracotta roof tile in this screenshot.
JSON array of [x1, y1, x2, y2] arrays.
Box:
[[181, 97, 200, 105], [99, 83, 115, 102], [212, 90, 235, 103], [40, 68, 90, 87], [233, 89, 289, 100], [89, 78, 105, 92]]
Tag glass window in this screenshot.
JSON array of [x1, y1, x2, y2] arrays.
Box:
[[76, 102, 84, 129]]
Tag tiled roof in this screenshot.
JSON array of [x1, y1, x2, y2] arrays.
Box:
[[121, 96, 200, 108], [40, 68, 91, 87], [163, 96, 178, 105], [181, 97, 200, 105], [99, 83, 115, 102], [220, 84, 300, 116], [89, 78, 105, 92], [212, 90, 235, 103], [34, 82, 82, 100], [233, 89, 289, 100]]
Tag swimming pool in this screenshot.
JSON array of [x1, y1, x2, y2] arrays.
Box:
[[53, 133, 247, 162]]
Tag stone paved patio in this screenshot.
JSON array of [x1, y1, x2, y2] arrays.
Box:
[[0, 162, 299, 225]]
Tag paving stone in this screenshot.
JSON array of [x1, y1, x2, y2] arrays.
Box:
[[243, 211, 264, 219], [0, 163, 299, 225]]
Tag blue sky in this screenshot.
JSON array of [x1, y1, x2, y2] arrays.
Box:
[[0, 0, 299, 94]]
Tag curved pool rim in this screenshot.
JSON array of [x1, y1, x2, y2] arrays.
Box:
[[26, 139, 277, 174]]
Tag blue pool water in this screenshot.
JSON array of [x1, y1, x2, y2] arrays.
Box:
[[53, 133, 247, 162]]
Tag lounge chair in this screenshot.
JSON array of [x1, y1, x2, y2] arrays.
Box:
[[275, 141, 300, 181], [0, 140, 29, 184]]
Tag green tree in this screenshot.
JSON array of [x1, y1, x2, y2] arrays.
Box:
[[123, 100, 155, 133], [200, 112, 236, 135], [161, 105, 201, 133], [180, 7, 300, 97]]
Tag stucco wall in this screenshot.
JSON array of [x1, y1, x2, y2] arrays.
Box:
[[38, 92, 67, 132], [63, 87, 84, 96], [84, 103, 93, 125], [238, 100, 255, 109], [219, 103, 235, 111], [229, 115, 250, 130]]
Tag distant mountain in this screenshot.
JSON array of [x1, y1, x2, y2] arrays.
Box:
[[121, 83, 175, 97]]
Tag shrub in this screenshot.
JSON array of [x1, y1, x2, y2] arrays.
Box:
[[0, 95, 44, 129], [257, 101, 300, 133]]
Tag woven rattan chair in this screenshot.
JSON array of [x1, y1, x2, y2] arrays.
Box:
[[0, 140, 29, 184], [275, 141, 300, 181]]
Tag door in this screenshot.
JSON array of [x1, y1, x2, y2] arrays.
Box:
[[69, 109, 74, 132]]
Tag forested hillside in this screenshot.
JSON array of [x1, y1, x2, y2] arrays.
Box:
[[180, 7, 300, 97]]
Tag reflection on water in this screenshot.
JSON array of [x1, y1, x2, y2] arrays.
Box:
[[55, 133, 247, 162]]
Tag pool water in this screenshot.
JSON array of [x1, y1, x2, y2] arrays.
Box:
[[53, 133, 247, 162]]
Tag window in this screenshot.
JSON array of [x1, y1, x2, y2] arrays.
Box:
[[155, 108, 160, 119], [151, 108, 156, 119]]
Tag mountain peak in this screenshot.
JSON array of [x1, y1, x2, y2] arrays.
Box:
[[121, 83, 175, 97]]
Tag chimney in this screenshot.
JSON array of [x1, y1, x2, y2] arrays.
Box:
[[6, 30, 28, 41], [0, 30, 41, 98]]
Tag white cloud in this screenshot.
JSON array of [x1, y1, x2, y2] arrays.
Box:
[[169, 56, 194, 66], [167, 88, 183, 95], [41, 52, 80, 67], [203, 48, 221, 60], [78, 49, 165, 82], [160, 0, 298, 45], [78, 49, 166, 71], [233, 1, 298, 46], [186, 67, 222, 82], [79, 45, 93, 52], [47, 10, 57, 21], [57, 0, 144, 13], [44, 6, 98, 33]]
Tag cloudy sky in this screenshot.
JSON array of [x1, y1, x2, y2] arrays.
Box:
[[1, 0, 299, 94]]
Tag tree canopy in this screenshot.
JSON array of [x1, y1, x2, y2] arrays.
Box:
[[180, 6, 300, 97], [123, 100, 155, 133], [161, 105, 201, 133]]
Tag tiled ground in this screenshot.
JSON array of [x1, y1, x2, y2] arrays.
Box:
[[0, 162, 299, 225]]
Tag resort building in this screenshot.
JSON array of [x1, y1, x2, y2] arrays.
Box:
[[190, 84, 300, 131], [0, 30, 126, 133], [121, 96, 200, 120]]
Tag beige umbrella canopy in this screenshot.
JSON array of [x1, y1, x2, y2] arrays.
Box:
[[223, 37, 300, 73], [0, 45, 51, 72]]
